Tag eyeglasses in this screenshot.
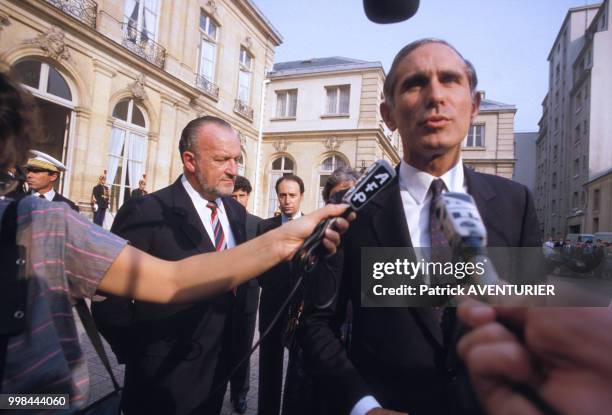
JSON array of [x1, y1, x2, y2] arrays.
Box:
[[25, 167, 53, 174]]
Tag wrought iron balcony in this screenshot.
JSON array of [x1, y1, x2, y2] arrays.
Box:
[[234, 99, 254, 121], [195, 74, 219, 100], [44, 0, 98, 29], [121, 23, 166, 69]]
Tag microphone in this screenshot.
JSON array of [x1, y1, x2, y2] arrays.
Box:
[[433, 192, 502, 296], [293, 159, 396, 271], [363, 0, 420, 24]]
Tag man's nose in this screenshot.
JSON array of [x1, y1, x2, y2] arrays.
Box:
[[425, 78, 445, 107]]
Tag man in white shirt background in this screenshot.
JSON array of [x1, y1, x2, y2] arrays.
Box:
[[256, 174, 304, 415]]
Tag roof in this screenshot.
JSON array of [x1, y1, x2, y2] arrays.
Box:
[[269, 57, 383, 77], [242, 0, 283, 45], [586, 166, 612, 185], [479, 98, 515, 111]]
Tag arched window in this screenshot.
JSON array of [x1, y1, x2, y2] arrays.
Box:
[[12, 59, 75, 194], [317, 154, 347, 208], [13, 59, 73, 103], [108, 98, 148, 212], [267, 156, 294, 217]]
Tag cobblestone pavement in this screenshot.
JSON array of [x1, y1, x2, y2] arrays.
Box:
[[77, 309, 287, 415]]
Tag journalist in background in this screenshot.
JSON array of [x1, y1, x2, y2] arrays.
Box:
[[298, 38, 540, 415]]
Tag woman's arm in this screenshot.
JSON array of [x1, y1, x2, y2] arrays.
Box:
[[97, 203, 350, 303]]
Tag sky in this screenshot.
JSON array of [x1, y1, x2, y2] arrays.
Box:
[[254, 0, 597, 132]]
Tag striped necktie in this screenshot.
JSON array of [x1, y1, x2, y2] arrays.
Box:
[[208, 201, 234, 295], [207, 201, 226, 251]]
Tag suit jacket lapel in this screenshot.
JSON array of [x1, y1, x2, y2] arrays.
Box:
[[222, 197, 246, 245], [170, 178, 214, 253], [464, 167, 502, 246], [370, 176, 412, 248]]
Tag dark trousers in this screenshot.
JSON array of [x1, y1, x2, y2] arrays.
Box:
[[257, 299, 285, 415], [93, 208, 106, 226], [229, 309, 257, 401]]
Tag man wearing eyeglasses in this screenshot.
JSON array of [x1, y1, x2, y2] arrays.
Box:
[[25, 150, 79, 212]]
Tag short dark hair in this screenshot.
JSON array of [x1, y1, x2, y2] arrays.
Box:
[[233, 175, 252, 194], [0, 71, 41, 173], [275, 174, 304, 195], [383, 38, 478, 108], [322, 166, 360, 203], [178, 115, 233, 157]]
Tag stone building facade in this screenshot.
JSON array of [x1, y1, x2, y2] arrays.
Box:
[[1, 0, 281, 212], [535, 0, 611, 237]]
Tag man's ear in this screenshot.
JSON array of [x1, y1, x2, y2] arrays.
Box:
[[380, 101, 397, 131], [49, 172, 59, 183], [182, 151, 197, 174], [470, 91, 481, 122]]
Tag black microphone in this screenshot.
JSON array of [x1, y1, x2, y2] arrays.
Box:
[[292, 159, 396, 272], [363, 0, 420, 24]]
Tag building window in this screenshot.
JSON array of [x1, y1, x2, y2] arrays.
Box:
[[580, 190, 585, 207], [574, 124, 581, 144], [267, 156, 294, 217], [124, 0, 160, 42], [275, 89, 298, 118], [593, 188, 600, 211], [575, 91, 582, 113], [573, 158, 580, 177], [583, 155, 587, 171], [593, 217, 599, 233], [317, 154, 348, 208], [14, 59, 72, 102], [325, 85, 350, 115], [238, 47, 253, 104], [108, 98, 148, 212], [572, 192, 578, 209], [552, 199, 556, 215], [198, 13, 218, 82], [552, 172, 557, 189], [465, 124, 485, 147]]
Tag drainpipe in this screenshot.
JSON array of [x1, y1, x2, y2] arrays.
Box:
[[254, 78, 270, 216]]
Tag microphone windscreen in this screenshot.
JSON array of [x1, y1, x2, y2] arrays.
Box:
[[363, 0, 420, 24]]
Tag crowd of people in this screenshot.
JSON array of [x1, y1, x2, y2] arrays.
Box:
[[1, 37, 612, 415]]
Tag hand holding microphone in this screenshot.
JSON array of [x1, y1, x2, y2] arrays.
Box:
[[292, 159, 396, 272]]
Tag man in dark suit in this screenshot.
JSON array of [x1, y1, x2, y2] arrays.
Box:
[[92, 116, 246, 415], [299, 39, 541, 415], [228, 175, 262, 413], [25, 150, 79, 211], [257, 174, 305, 415], [91, 174, 109, 225]]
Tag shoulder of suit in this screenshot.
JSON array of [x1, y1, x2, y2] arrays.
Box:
[[470, 170, 529, 195], [258, 215, 281, 230]]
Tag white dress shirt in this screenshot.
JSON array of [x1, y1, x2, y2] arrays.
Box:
[[350, 159, 468, 415], [281, 211, 302, 224], [181, 175, 236, 250], [33, 189, 56, 202]]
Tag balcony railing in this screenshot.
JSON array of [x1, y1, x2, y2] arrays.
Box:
[[195, 74, 219, 100], [44, 0, 98, 29], [121, 23, 166, 69], [234, 99, 254, 121]]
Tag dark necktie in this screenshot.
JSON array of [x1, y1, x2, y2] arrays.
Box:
[[429, 178, 449, 248], [38, 194, 46, 200], [428, 179, 452, 327]]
